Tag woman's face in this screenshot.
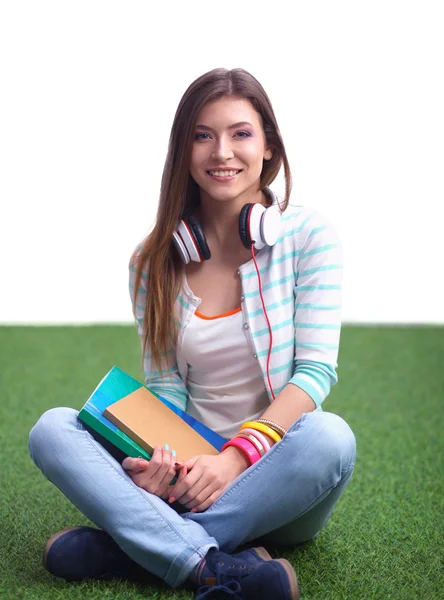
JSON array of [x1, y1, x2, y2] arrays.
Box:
[[189, 96, 272, 205]]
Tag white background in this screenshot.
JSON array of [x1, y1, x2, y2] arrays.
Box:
[[1, 1, 442, 324]]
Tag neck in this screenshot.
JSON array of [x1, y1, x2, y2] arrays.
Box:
[[197, 187, 270, 248]]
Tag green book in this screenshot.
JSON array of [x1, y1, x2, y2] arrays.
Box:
[[78, 366, 151, 459]]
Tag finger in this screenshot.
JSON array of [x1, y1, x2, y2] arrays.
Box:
[[161, 448, 179, 487], [122, 457, 149, 472], [164, 444, 179, 462], [162, 463, 182, 499], [122, 457, 136, 470], [168, 446, 184, 471], [177, 477, 209, 507], [131, 448, 174, 496], [174, 465, 188, 486], [175, 465, 188, 483], [136, 459, 151, 470], [126, 464, 150, 476], [160, 465, 187, 500], [168, 467, 192, 502], [169, 466, 203, 504], [182, 474, 220, 509], [190, 487, 224, 513], [151, 446, 175, 487], [184, 480, 216, 510], [159, 449, 182, 498], [144, 445, 165, 479], [184, 456, 200, 470], [167, 466, 188, 503]]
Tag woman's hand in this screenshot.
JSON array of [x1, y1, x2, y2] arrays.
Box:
[[122, 445, 186, 500], [168, 447, 250, 513]]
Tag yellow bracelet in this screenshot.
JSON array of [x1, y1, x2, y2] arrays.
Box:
[[254, 419, 287, 438], [240, 421, 282, 444]]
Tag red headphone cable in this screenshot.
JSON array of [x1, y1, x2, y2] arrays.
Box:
[[251, 244, 276, 401]]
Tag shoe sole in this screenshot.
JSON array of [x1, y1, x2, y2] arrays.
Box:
[[251, 547, 299, 600], [43, 526, 86, 570]]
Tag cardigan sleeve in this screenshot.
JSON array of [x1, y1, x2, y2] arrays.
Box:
[[288, 209, 344, 407], [128, 250, 189, 411]]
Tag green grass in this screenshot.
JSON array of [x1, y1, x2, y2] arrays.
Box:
[[0, 325, 443, 600]]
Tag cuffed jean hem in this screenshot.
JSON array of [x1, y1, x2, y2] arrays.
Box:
[[165, 545, 208, 588]]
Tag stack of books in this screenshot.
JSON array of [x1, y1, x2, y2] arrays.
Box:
[[78, 366, 226, 462]]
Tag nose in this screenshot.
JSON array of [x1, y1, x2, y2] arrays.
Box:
[[211, 136, 235, 162]]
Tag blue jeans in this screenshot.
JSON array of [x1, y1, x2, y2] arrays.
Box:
[[28, 408, 356, 588]]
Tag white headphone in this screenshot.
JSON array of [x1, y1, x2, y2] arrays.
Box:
[[172, 187, 282, 264]]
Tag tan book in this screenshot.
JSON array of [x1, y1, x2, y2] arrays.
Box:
[[103, 386, 220, 463]]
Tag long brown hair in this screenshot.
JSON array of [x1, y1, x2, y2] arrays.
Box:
[[131, 67, 293, 374]]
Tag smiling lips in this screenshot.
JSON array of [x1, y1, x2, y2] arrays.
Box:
[[207, 169, 242, 180]]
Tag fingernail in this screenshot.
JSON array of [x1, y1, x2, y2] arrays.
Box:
[[168, 497, 176, 504], [191, 508, 197, 513], [172, 449, 176, 457], [164, 444, 170, 451]]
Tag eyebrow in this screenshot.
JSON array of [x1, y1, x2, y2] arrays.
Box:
[[195, 121, 254, 131]]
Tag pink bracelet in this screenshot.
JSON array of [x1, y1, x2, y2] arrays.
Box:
[[236, 432, 266, 457], [239, 427, 271, 452], [221, 436, 262, 465]]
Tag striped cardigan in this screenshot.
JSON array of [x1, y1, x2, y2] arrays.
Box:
[[129, 200, 343, 414]]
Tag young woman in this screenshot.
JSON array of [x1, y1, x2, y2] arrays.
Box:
[[29, 67, 356, 600]]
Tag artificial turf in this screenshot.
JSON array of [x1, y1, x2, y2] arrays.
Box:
[[0, 325, 442, 599]]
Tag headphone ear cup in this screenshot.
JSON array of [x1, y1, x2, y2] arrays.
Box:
[[186, 215, 211, 261], [240, 203, 269, 250], [172, 229, 191, 264], [174, 220, 203, 263], [239, 203, 254, 249], [260, 204, 282, 247]]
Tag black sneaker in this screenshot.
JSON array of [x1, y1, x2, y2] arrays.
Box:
[[43, 526, 149, 581]]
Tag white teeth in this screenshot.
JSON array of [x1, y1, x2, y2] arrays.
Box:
[[209, 170, 240, 177]]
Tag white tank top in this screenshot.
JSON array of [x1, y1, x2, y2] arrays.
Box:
[[180, 308, 270, 439]]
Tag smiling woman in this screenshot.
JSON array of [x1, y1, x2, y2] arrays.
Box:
[[28, 67, 355, 600], [191, 98, 272, 196]]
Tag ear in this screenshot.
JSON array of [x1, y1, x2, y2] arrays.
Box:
[[264, 147, 273, 161]]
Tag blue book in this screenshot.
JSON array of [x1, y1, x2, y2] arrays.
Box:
[[78, 366, 226, 460]]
